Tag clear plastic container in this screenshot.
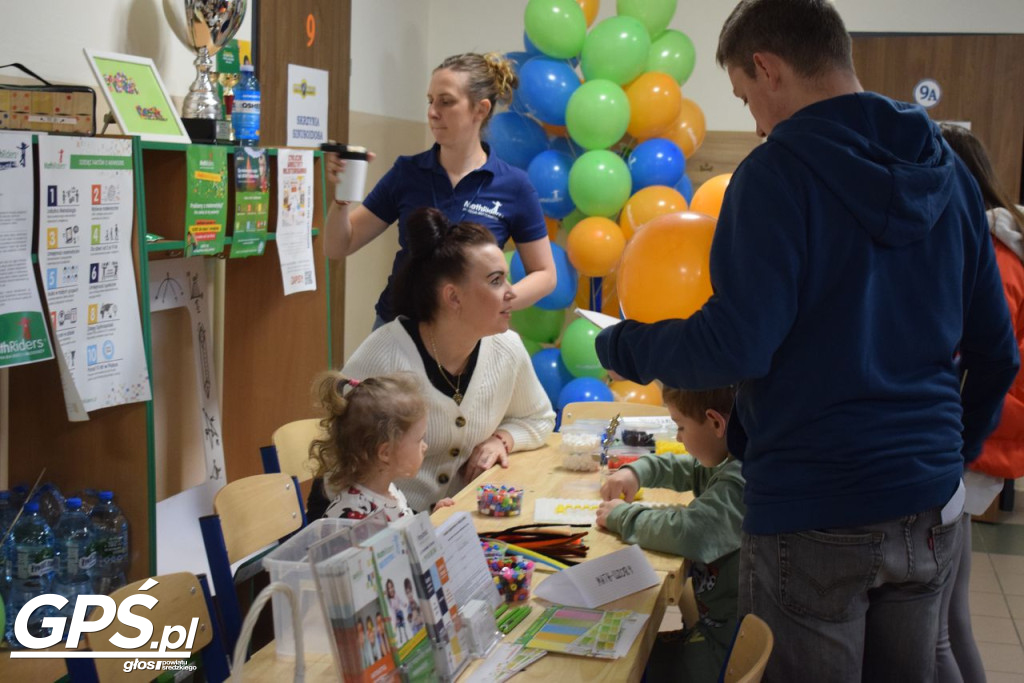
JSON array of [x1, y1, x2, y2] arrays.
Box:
[[263, 517, 357, 656]]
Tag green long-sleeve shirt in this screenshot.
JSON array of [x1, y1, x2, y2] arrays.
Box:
[[605, 454, 745, 564], [605, 453, 746, 671]]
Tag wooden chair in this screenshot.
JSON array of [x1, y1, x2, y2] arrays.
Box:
[[560, 400, 669, 427], [259, 418, 323, 483], [65, 573, 229, 683], [721, 613, 775, 683], [200, 473, 306, 657]]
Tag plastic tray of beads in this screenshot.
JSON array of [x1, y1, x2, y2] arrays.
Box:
[[477, 484, 524, 516]]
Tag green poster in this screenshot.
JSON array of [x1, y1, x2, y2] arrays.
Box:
[[0, 311, 53, 368], [231, 147, 270, 258], [185, 145, 228, 257]]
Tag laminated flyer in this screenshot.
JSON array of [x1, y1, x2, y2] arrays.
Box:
[[230, 146, 269, 258], [37, 135, 151, 418], [275, 148, 316, 295], [185, 144, 228, 257], [0, 131, 53, 368]]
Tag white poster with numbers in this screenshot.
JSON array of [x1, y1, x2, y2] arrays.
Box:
[[275, 148, 317, 295], [37, 136, 151, 419], [0, 131, 53, 369]]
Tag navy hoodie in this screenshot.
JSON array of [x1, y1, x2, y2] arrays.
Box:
[[596, 93, 1019, 534]]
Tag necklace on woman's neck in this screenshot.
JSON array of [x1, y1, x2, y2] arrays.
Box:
[[429, 332, 464, 405]]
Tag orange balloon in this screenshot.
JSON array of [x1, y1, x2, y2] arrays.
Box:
[[576, 0, 600, 27], [648, 96, 706, 158], [567, 216, 626, 277], [616, 211, 716, 323], [689, 173, 732, 220], [625, 72, 683, 140], [619, 185, 688, 241], [544, 215, 561, 242], [609, 380, 664, 406], [575, 275, 621, 317]]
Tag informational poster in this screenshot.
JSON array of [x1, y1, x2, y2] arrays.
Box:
[[185, 144, 228, 257], [285, 64, 329, 148], [37, 136, 151, 419], [231, 146, 269, 259], [0, 131, 54, 368], [275, 148, 316, 295], [149, 257, 226, 485]]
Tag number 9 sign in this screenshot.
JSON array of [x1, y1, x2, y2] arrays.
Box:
[[306, 13, 316, 47], [914, 78, 941, 109]]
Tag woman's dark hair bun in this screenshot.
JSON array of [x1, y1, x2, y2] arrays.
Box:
[[406, 207, 450, 258]]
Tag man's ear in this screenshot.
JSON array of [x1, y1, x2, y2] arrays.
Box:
[[752, 52, 784, 90], [705, 408, 729, 438]]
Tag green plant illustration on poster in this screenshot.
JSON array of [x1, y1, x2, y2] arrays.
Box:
[[185, 145, 228, 257], [231, 147, 270, 258]]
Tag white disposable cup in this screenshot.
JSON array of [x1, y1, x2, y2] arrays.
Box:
[[334, 147, 369, 202]]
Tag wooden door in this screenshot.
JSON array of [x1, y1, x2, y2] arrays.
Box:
[[852, 33, 1024, 202]]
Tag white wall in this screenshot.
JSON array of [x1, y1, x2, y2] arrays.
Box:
[[2, 0, 253, 109], [418, 0, 1024, 132], [350, 0, 430, 120]]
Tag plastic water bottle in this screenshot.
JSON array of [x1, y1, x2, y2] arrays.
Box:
[[37, 483, 65, 528], [232, 62, 261, 145], [0, 490, 13, 597], [54, 498, 96, 619], [5, 500, 58, 648], [89, 491, 128, 594]]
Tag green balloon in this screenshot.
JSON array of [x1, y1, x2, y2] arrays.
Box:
[[568, 150, 632, 218], [565, 79, 630, 151], [512, 306, 566, 344], [562, 208, 587, 234], [561, 317, 606, 379], [648, 30, 697, 85], [580, 16, 651, 85], [524, 0, 587, 59], [617, 0, 677, 39], [522, 337, 544, 357]]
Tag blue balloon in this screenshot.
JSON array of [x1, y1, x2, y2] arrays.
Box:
[[485, 112, 548, 170], [510, 242, 578, 310], [549, 136, 582, 159], [531, 348, 575, 405], [557, 377, 614, 409], [524, 31, 542, 56], [627, 138, 685, 191], [518, 57, 580, 126], [528, 150, 575, 219], [674, 173, 694, 203], [505, 51, 532, 73]]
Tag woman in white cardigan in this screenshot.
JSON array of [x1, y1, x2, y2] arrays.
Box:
[[312, 207, 555, 514]]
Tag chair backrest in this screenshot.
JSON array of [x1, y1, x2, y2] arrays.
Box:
[[560, 401, 669, 426], [200, 472, 305, 659], [267, 418, 323, 482], [721, 613, 775, 683], [213, 473, 305, 564], [82, 572, 228, 682]]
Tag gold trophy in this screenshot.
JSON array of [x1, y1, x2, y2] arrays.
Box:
[[164, 0, 247, 142], [217, 71, 240, 141]]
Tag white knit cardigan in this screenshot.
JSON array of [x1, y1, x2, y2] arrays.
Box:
[[341, 320, 556, 511]]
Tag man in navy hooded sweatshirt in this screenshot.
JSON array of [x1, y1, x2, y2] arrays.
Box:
[[595, 1, 1020, 680]]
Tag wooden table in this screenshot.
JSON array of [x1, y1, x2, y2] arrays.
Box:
[[243, 435, 690, 682]]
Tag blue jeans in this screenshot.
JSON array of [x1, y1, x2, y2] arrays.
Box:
[[739, 507, 963, 683]]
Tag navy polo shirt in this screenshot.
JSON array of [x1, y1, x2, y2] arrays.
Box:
[[362, 143, 547, 321]]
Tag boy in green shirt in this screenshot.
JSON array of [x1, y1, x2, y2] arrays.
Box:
[[597, 385, 745, 682]]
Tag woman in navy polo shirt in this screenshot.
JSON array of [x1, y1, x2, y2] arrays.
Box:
[[324, 52, 556, 327]]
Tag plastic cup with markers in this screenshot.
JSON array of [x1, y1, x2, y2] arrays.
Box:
[[489, 555, 535, 603], [476, 484, 524, 517]]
